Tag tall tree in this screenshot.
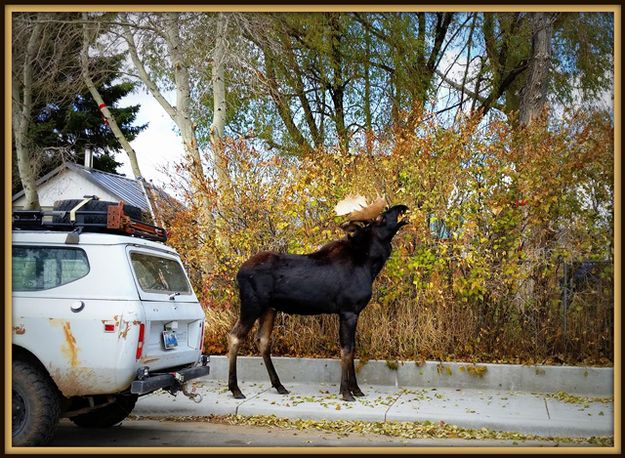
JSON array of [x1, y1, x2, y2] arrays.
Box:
[[437, 12, 613, 121], [81, 16, 143, 179], [27, 55, 146, 173], [12, 14, 147, 197], [242, 13, 328, 154], [12, 13, 44, 209], [12, 12, 88, 208], [119, 12, 212, 216], [210, 12, 229, 192], [477, 12, 532, 117], [238, 12, 461, 155], [355, 13, 457, 124], [519, 13, 556, 125]]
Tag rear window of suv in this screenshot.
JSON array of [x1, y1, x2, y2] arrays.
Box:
[[12, 246, 90, 291], [129, 252, 191, 294]]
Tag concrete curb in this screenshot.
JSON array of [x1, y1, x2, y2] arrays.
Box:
[[204, 355, 613, 395]]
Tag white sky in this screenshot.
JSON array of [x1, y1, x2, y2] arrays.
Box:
[[115, 89, 185, 192]]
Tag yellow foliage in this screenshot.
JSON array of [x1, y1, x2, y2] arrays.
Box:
[[158, 111, 613, 366]]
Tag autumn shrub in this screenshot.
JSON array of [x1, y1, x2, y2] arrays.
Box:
[[159, 110, 614, 366]]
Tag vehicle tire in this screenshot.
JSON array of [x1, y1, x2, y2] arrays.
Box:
[[52, 199, 146, 224], [69, 394, 138, 428], [12, 360, 61, 447]]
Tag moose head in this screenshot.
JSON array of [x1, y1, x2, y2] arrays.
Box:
[[338, 196, 409, 243]]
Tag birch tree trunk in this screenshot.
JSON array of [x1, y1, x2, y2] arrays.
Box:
[[81, 16, 164, 226], [12, 17, 44, 210], [363, 23, 373, 155], [210, 13, 229, 193], [162, 13, 204, 180], [519, 13, 554, 126], [81, 17, 142, 179], [122, 14, 209, 217]]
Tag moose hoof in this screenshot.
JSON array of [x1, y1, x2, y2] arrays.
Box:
[[342, 393, 356, 402], [275, 385, 289, 395], [352, 388, 365, 397], [231, 390, 246, 399]]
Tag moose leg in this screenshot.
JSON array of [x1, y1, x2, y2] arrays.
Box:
[[349, 359, 365, 397], [338, 312, 358, 402], [227, 316, 256, 399], [347, 315, 365, 397], [256, 308, 288, 395]]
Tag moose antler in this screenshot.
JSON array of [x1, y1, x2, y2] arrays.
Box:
[[335, 195, 367, 216], [335, 195, 386, 221]]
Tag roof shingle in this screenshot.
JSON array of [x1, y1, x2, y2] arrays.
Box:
[[12, 162, 150, 212], [81, 165, 149, 211]]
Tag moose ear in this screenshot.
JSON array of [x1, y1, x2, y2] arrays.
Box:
[[340, 221, 359, 236], [340, 221, 368, 237]]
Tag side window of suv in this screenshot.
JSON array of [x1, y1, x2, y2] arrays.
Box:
[[12, 246, 90, 291]]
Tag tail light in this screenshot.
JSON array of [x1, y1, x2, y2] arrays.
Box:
[[198, 321, 205, 351], [136, 323, 145, 360]]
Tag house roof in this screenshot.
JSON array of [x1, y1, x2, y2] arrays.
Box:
[[12, 162, 150, 212]]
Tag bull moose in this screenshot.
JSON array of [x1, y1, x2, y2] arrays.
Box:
[[227, 197, 409, 401]]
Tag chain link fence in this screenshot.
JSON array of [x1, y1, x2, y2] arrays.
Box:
[[560, 260, 613, 357]]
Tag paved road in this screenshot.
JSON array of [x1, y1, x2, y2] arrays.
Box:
[[49, 418, 588, 448]]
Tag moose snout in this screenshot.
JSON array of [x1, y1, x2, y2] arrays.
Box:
[[392, 205, 410, 226]]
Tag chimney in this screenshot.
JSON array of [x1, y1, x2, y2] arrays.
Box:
[[84, 148, 93, 169]]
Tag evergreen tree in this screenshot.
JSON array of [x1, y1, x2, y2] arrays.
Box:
[[13, 54, 146, 195]]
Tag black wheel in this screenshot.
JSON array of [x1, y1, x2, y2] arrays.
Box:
[[12, 360, 61, 447], [69, 394, 138, 428], [52, 199, 146, 224]]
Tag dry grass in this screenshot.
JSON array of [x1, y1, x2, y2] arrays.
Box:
[[203, 281, 612, 366]]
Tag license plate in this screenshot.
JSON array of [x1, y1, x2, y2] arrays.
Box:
[[162, 330, 178, 350]]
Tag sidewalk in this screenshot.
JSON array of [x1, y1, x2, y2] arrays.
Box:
[[133, 357, 614, 439]]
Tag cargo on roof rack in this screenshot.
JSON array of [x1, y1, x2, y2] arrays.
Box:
[[12, 197, 167, 243]]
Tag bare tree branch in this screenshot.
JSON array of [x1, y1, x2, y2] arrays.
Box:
[[121, 22, 178, 121]]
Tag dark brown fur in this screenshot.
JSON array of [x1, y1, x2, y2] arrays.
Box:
[[227, 205, 409, 401]]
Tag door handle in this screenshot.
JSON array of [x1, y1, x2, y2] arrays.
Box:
[[70, 301, 85, 313]]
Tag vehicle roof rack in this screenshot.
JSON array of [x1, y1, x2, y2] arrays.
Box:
[[12, 201, 167, 243]]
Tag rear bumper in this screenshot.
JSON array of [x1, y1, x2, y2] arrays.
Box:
[[130, 358, 210, 395]]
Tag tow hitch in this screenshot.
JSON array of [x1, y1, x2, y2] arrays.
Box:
[[167, 371, 203, 403], [131, 355, 210, 398], [181, 382, 203, 403]]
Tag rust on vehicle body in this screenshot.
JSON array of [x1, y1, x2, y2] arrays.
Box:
[[50, 367, 119, 398], [62, 321, 79, 367], [119, 320, 141, 339], [13, 325, 26, 335], [119, 321, 131, 339], [141, 357, 160, 364], [47, 318, 80, 367]]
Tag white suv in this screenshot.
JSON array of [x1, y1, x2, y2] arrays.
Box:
[[11, 199, 209, 446]]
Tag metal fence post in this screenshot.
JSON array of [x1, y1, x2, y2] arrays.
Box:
[[562, 262, 568, 349]]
